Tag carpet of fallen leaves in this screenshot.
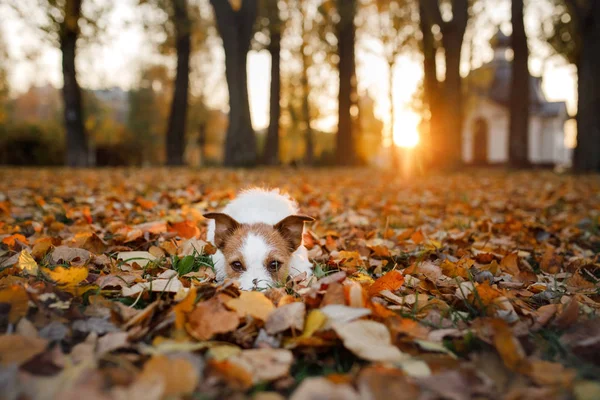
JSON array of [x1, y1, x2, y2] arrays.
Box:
[[1, 168, 600, 400]]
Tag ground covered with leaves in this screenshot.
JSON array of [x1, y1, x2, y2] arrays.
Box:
[[1, 168, 600, 400]]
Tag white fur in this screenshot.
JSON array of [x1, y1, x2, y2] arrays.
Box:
[[236, 233, 274, 290], [207, 188, 313, 290]]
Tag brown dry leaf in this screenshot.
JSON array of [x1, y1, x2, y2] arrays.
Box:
[[209, 359, 254, 390], [185, 296, 239, 340], [368, 270, 404, 297], [265, 302, 306, 334], [291, 377, 360, 400], [31, 237, 53, 259], [228, 348, 293, 383], [42, 265, 89, 286], [357, 365, 421, 400], [0, 284, 29, 323], [225, 291, 275, 321], [490, 319, 528, 372], [540, 246, 563, 274], [51, 246, 92, 265], [553, 298, 579, 329], [332, 320, 407, 363], [138, 355, 199, 397], [526, 360, 576, 387], [0, 334, 48, 366]]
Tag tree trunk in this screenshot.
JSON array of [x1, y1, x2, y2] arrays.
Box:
[[210, 0, 257, 167], [335, 0, 357, 166], [263, 31, 281, 165], [441, 30, 466, 168], [509, 0, 530, 168], [301, 43, 314, 165], [573, 2, 600, 172], [419, 3, 439, 170], [166, 0, 191, 166], [60, 0, 88, 167]]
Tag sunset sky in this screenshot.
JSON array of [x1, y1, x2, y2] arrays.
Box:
[[1, 0, 577, 147]]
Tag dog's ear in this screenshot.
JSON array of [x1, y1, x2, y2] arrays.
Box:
[[203, 213, 240, 248], [274, 215, 314, 250]]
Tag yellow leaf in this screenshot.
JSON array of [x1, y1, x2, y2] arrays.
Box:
[[42, 265, 88, 286], [17, 250, 38, 276], [225, 291, 275, 321], [301, 309, 326, 338]]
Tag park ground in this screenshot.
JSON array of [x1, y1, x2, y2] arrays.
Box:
[[1, 168, 600, 399]]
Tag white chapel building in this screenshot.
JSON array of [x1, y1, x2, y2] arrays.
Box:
[[462, 30, 571, 166]]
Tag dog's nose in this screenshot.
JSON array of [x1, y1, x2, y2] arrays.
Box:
[[252, 278, 258, 287]]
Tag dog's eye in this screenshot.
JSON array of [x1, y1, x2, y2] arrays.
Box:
[[230, 261, 245, 272], [267, 260, 280, 272]]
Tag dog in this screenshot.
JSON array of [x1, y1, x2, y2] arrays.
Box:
[[204, 188, 314, 290]]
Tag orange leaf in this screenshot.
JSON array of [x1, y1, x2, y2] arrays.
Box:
[[410, 230, 425, 244], [168, 220, 200, 239], [0, 284, 29, 323], [139, 355, 199, 396], [2, 234, 27, 248], [368, 270, 404, 297], [208, 359, 253, 390], [136, 196, 156, 210], [173, 287, 197, 331]]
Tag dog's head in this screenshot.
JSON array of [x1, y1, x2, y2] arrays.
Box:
[[203, 213, 314, 290]]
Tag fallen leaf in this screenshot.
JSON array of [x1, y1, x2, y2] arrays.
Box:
[[291, 377, 360, 400], [121, 277, 184, 296], [0, 284, 29, 323], [2, 234, 27, 248], [227, 348, 293, 383], [368, 269, 404, 297], [320, 304, 371, 329], [490, 319, 528, 372], [0, 334, 48, 366], [17, 250, 38, 276], [138, 355, 199, 397], [42, 265, 89, 286], [225, 291, 275, 321], [168, 220, 199, 239], [117, 251, 157, 267], [332, 320, 407, 363], [209, 359, 254, 390], [265, 302, 306, 334], [186, 296, 239, 340], [301, 309, 327, 338], [51, 246, 92, 265]]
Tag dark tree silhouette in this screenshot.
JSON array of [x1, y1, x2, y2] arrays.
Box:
[[421, 0, 468, 169], [210, 0, 258, 167], [509, 0, 530, 167], [165, 0, 191, 166], [335, 0, 358, 166]]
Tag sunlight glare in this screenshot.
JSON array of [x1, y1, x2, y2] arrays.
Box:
[[393, 110, 420, 148]]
